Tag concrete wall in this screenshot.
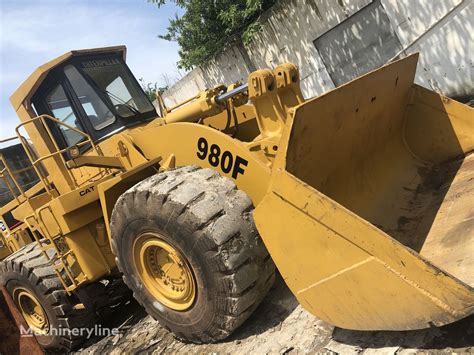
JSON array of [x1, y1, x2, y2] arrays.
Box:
[[161, 0, 473, 106], [243, 0, 373, 97], [314, 1, 403, 86], [382, 0, 472, 99], [162, 46, 254, 107]]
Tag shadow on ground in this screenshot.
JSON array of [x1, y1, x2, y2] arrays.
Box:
[[77, 274, 473, 354], [224, 273, 300, 342], [333, 314, 474, 351]]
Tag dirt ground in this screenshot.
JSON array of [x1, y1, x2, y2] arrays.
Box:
[[77, 274, 473, 354]]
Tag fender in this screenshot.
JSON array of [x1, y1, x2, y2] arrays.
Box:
[[127, 123, 272, 204], [97, 157, 162, 240]]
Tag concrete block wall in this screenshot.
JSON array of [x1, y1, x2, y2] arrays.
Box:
[[161, 0, 473, 107], [382, 0, 472, 99], [162, 46, 254, 107]]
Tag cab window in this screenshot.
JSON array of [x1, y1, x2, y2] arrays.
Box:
[[79, 57, 154, 117], [45, 84, 84, 146], [64, 65, 115, 130], [32, 53, 157, 150]]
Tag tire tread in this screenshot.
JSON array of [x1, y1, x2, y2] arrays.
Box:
[[111, 166, 275, 343]]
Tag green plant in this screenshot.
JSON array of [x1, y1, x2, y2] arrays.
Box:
[[139, 78, 169, 102], [150, 0, 277, 69]]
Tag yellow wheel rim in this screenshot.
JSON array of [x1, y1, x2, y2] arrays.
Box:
[[133, 232, 196, 311], [14, 288, 49, 334]]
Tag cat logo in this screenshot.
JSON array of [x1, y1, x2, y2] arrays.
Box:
[[79, 186, 95, 197]]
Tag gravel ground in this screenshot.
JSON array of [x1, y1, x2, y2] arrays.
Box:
[[77, 274, 474, 354]]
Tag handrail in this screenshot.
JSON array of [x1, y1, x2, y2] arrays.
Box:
[[0, 164, 22, 203], [37, 204, 81, 292], [2, 115, 103, 294], [25, 211, 81, 294], [14, 114, 105, 196]]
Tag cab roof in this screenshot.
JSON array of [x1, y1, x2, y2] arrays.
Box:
[[10, 45, 127, 111]]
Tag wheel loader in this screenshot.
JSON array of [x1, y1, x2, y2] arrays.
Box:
[[0, 46, 472, 351], [0, 140, 42, 258]]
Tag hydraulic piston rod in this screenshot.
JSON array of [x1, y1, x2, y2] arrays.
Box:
[[164, 83, 249, 124], [215, 83, 248, 104]]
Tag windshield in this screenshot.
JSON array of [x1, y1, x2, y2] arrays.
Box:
[[78, 56, 155, 118], [65, 65, 116, 130]]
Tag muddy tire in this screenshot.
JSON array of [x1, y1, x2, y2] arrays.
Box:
[[110, 166, 275, 343], [0, 243, 96, 351]]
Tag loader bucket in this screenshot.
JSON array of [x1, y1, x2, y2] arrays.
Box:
[[254, 54, 474, 331]]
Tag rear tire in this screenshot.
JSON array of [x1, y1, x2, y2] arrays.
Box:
[[0, 243, 96, 351], [110, 166, 275, 343]]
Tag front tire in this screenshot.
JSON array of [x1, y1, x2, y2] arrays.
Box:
[[110, 166, 275, 343]]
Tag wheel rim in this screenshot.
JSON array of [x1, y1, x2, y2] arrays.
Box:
[[14, 288, 49, 333], [133, 232, 196, 311]]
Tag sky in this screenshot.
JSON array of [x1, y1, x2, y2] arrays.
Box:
[[0, 0, 183, 141]]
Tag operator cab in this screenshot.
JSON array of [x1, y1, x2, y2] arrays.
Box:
[[31, 51, 157, 149]]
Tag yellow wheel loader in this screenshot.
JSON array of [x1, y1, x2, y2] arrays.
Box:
[[0, 140, 40, 259], [0, 140, 58, 352], [0, 46, 472, 351]]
